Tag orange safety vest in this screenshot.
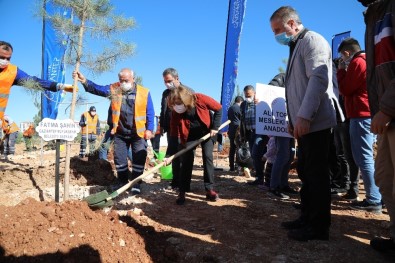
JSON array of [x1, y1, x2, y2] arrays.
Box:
[[110, 84, 148, 138], [23, 125, 35, 137], [2, 120, 19, 135], [0, 64, 18, 120], [81, 112, 98, 135]]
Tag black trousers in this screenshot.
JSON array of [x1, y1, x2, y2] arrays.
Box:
[[166, 133, 181, 188], [179, 136, 216, 192], [298, 128, 331, 231]]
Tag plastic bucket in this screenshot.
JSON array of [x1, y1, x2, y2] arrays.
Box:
[[154, 151, 166, 161], [160, 164, 173, 180]]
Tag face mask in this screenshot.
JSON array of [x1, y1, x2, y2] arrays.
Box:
[[120, 82, 132, 92], [245, 97, 253, 103], [90, 112, 96, 116], [173, 104, 187, 114], [275, 32, 294, 46], [0, 59, 9, 69], [165, 82, 175, 89]]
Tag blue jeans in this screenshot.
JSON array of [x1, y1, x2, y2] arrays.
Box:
[[248, 133, 268, 179], [99, 129, 113, 160], [270, 137, 295, 189], [350, 118, 381, 203]]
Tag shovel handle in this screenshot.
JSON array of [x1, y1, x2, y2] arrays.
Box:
[[110, 120, 231, 198]]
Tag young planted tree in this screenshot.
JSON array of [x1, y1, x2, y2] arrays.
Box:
[[41, 0, 136, 199]]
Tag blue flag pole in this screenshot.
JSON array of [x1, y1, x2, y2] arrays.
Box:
[[220, 0, 247, 132]]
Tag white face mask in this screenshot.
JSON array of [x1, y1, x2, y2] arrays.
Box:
[[173, 104, 187, 114], [120, 82, 132, 92], [245, 97, 253, 103], [165, 82, 175, 89], [0, 59, 9, 69], [90, 112, 96, 116]]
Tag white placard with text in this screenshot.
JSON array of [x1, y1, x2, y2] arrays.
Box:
[[255, 83, 293, 138]]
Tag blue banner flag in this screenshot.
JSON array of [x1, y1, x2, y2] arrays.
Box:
[[41, 1, 70, 119], [220, 0, 247, 131], [332, 31, 351, 59]]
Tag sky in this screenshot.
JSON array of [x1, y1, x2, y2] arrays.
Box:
[[1, 0, 367, 126]]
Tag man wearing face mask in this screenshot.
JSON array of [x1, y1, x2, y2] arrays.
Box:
[[160, 68, 194, 190], [240, 85, 269, 186], [336, 37, 382, 213], [78, 106, 101, 158], [357, 0, 395, 252], [0, 41, 74, 120], [270, 6, 342, 241], [72, 69, 154, 194]]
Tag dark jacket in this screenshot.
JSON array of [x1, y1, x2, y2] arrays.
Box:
[[227, 103, 241, 138], [363, 0, 395, 121]]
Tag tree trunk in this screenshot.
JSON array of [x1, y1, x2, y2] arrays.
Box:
[[63, 13, 85, 201]]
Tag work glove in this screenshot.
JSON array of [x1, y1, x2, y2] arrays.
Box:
[[57, 83, 78, 93]]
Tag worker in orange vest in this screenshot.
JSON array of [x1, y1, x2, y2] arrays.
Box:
[[73, 68, 154, 195], [1, 115, 20, 160], [79, 106, 101, 158], [0, 41, 75, 120], [22, 124, 35, 152]]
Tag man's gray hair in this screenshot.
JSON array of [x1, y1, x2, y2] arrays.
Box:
[[162, 67, 178, 78], [270, 6, 302, 25]]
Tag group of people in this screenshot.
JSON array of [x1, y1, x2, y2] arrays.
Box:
[[259, 1, 395, 251], [1, 0, 394, 252]]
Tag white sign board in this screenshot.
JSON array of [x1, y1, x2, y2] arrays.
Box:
[[36, 118, 80, 141], [255, 83, 293, 138]]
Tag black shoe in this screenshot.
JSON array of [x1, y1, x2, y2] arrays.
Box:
[[131, 185, 141, 195], [176, 192, 186, 205], [350, 199, 382, 214], [342, 191, 359, 201], [281, 186, 299, 195], [287, 226, 329, 242], [370, 237, 395, 252], [268, 189, 290, 200], [247, 178, 264, 186], [281, 218, 306, 230], [292, 202, 302, 209], [331, 188, 347, 196], [206, 190, 219, 201]]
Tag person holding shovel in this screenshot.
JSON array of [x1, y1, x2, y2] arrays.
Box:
[[164, 85, 222, 205]]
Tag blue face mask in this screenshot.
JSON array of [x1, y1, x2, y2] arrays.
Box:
[[275, 32, 293, 46]]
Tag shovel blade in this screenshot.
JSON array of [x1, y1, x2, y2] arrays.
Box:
[[83, 190, 114, 208]]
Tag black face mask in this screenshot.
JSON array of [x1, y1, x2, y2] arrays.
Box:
[[357, 0, 376, 7]]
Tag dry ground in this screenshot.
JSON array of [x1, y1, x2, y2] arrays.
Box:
[[0, 142, 394, 263]]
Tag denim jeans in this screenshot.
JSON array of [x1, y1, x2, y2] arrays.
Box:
[[349, 118, 381, 203], [270, 137, 295, 189], [99, 129, 113, 160], [248, 133, 268, 179]]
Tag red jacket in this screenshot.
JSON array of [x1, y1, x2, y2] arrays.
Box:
[[337, 52, 371, 118], [170, 93, 222, 145]]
